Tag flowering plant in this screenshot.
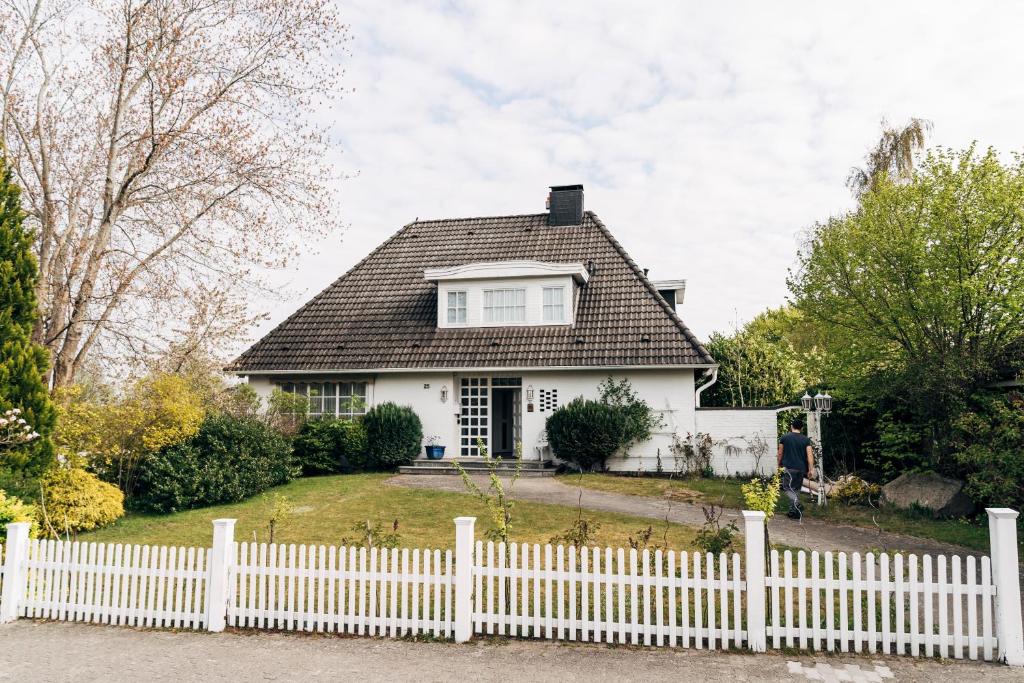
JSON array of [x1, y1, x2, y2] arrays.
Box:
[[0, 408, 40, 448]]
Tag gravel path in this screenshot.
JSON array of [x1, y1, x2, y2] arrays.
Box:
[[389, 474, 981, 558], [0, 620, 1016, 682]]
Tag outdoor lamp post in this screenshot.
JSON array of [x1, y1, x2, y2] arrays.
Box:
[[802, 390, 832, 505]]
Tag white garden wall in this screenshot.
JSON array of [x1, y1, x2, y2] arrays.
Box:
[[695, 408, 778, 476]]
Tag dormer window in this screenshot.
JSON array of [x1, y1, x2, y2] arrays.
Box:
[[426, 260, 589, 329], [447, 290, 467, 324], [542, 286, 565, 323], [483, 288, 526, 323]]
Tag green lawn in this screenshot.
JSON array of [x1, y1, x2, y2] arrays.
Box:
[[82, 473, 699, 551], [557, 473, 996, 552]]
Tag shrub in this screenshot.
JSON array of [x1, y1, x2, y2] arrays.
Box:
[[362, 403, 422, 470], [598, 377, 662, 448], [292, 418, 368, 474], [546, 398, 627, 471], [135, 414, 297, 513], [829, 475, 881, 507], [0, 489, 38, 540], [37, 467, 124, 537], [953, 391, 1024, 510]]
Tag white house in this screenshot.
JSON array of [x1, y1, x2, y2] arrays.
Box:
[[227, 185, 776, 475]]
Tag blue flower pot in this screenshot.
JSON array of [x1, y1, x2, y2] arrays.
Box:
[[425, 445, 446, 460]]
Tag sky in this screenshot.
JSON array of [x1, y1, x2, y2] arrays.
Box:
[[255, 0, 1024, 345]]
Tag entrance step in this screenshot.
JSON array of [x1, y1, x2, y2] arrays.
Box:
[[398, 459, 556, 477]]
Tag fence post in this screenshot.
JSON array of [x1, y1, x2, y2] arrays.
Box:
[[742, 510, 767, 652], [206, 518, 236, 633], [0, 522, 31, 624], [454, 516, 476, 643], [987, 508, 1023, 666]]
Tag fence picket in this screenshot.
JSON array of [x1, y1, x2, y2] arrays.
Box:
[[966, 555, 978, 660], [605, 547, 614, 644], [894, 553, 905, 655], [922, 555, 933, 657], [980, 557, 993, 661], [838, 552, 848, 653], [667, 550, 677, 647], [576, 546, 585, 642], [852, 552, 862, 653], [498, 543, 507, 637], [654, 549, 664, 647], [545, 544, 554, 640], [950, 557, 958, 659], [642, 549, 651, 645], [880, 553, 891, 654], [732, 553, 742, 648], [810, 551, 821, 650], [797, 551, 807, 650], [908, 555, 919, 656], [866, 552, 876, 654], [558, 545, 567, 641]]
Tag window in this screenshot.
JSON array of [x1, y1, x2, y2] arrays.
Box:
[[446, 290, 467, 324], [542, 286, 565, 322], [277, 381, 368, 419], [483, 288, 525, 323]]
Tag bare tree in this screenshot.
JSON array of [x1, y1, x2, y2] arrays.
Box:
[[846, 117, 932, 198], [0, 0, 347, 385]]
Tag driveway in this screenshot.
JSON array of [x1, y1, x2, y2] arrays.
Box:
[[0, 621, 1017, 682], [389, 474, 981, 558]]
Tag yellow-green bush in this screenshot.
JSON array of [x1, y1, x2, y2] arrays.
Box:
[[0, 489, 39, 540], [37, 467, 124, 537], [830, 475, 882, 506]]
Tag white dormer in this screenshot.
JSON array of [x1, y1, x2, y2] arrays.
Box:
[[425, 260, 589, 328]]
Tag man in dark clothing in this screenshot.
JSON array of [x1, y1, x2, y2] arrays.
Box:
[[778, 419, 815, 519]]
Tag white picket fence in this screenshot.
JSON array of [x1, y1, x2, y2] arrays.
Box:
[[0, 509, 1021, 668], [472, 540, 746, 647], [766, 549, 997, 659], [227, 542, 454, 637], [17, 539, 209, 628]]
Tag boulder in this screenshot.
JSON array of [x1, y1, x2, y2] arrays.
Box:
[[881, 471, 975, 518]]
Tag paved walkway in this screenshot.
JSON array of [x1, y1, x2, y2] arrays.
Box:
[[389, 474, 980, 558], [0, 621, 1016, 682]]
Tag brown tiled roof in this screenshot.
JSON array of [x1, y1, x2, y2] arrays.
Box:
[[227, 211, 715, 372]]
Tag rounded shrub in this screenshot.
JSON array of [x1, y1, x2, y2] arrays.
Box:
[[362, 402, 422, 470], [37, 467, 124, 536], [135, 414, 297, 513], [293, 418, 368, 474], [545, 398, 628, 471]]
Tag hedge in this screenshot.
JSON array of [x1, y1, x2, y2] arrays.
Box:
[[135, 414, 297, 513], [292, 418, 368, 474]]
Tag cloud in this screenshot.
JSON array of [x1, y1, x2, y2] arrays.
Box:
[[252, 0, 1024, 347]]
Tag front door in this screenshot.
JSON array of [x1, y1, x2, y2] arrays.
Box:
[[491, 388, 517, 456], [490, 378, 522, 457]]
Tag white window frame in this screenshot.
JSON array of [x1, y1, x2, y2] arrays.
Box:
[[446, 290, 467, 324], [278, 381, 369, 419], [482, 288, 526, 324], [542, 286, 566, 323]]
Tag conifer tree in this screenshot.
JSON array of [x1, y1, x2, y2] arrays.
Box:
[[0, 155, 55, 473]]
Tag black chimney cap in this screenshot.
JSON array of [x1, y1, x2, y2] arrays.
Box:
[[548, 185, 584, 226]]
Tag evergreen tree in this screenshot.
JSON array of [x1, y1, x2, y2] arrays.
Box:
[[0, 155, 55, 473]]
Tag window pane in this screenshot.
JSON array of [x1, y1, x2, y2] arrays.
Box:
[[543, 287, 564, 322], [322, 382, 336, 415]]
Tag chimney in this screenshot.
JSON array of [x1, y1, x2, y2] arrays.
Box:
[[547, 184, 584, 226]]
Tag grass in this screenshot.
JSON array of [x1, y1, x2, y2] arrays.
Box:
[[81, 473, 699, 551], [557, 473, 997, 552]]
